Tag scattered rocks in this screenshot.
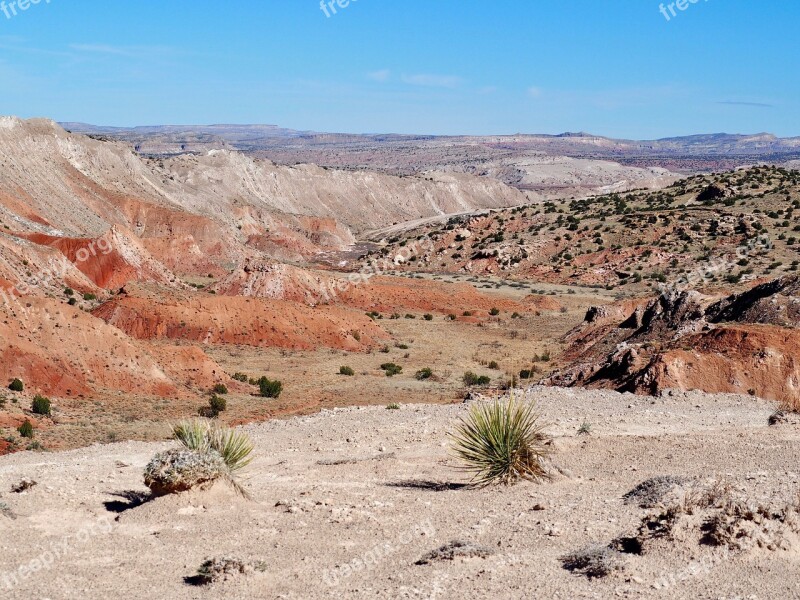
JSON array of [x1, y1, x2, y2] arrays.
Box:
[[560, 544, 625, 579], [623, 475, 690, 508], [11, 479, 37, 493], [189, 557, 266, 585], [415, 540, 496, 565]]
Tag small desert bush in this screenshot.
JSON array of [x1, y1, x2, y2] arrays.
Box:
[[489, 307, 500, 316], [31, 395, 51, 416], [339, 366, 355, 376], [212, 383, 229, 395], [415, 367, 433, 380], [210, 394, 227, 413], [423, 314, 434, 321], [258, 377, 283, 398], [232, 372, 249, 383], [381, 363, 403, 377], [449, 393, 550, 486], [463, 371, 491, 387], [488, 361, 499, 370], [18, 419, 34, 438], [8, 378, 23, 392], [386, 403, 401, 410]]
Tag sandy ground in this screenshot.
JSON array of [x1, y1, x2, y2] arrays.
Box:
[[1, 387, 798, 599]]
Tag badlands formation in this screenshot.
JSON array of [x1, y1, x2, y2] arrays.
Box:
[[1, 116, 800, 598]]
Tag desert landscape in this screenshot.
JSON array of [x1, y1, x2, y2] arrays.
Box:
[[2, 2, 799, 598]]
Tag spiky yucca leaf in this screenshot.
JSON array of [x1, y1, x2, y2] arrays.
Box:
[[173, 419, 254, 472], [167, 419, 254, 497], [173, 419, 213, 453], [449, 393, 550, 486], [209, 427, 255, 473]]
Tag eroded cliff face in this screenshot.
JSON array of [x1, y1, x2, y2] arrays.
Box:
[[547, 276, 800, 405], [0, 117, 535, 400]]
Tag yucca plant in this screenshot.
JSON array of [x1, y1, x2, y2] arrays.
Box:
[[449, 393, 550, 486], [173, 419, 254, 473], [156, 419, 254, 497]]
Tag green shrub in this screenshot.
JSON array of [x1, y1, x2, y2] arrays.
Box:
[[83, 293, 97, 301], [519, 369, 533, 380], [18, 419, 34, 438], [489, 307, 500, 316], [9, 378, 23, 392], [212, 383, 228, 395], [488, 361, 499, 370], [232, 373, 249, 383], [31, 395, 51, 416], [64, 287, 74, 297], [68, 298, 77, 306], [380, 363, 403, 377], [423, 314, 434, 321], [209, 394, 227, 413], [386, 403, 401, 410], [339, 366, 355, 376], [258, 377, 283, 398], [449, 394, 550, 486], [463, 372, 491, 387], [415, 368, 433, 380]]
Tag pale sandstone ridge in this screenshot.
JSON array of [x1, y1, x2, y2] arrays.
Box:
[[0, 117, 529, 244]]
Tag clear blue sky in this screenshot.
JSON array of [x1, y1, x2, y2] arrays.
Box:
[[0, 0, 797, 138]]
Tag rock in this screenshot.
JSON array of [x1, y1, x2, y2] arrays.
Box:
[[143, 448, 228, 496], [415, 540, 496, 565]]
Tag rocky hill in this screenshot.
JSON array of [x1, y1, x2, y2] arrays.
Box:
[[547, 275, 800, 407], [366, 165, 800, 295]]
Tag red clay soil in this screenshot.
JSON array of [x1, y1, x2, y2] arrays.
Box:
[[93, 284, 390, 351], [20, 227, 176, 290], [0, 297, 226, 398], [633, 325, 800, 403]]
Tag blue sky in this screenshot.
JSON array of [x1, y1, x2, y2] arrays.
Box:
[[0, 0, 797, 138]]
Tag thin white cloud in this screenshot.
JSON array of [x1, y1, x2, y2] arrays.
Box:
[[367, 69, 391, 82], [68, 44, 178, 60], [527, 86, 543, 98], [717, 100, 774, 108], [401, 73, 463, 88]]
